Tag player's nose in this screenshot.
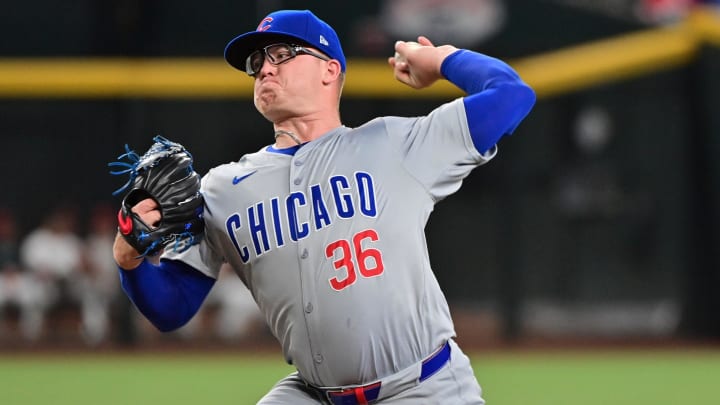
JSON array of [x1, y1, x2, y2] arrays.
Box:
[[257, 57, 277, 79]]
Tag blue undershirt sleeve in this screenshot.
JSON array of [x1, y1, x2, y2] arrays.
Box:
[[119, 259, 215, 332], [441, 50, 536, 154]]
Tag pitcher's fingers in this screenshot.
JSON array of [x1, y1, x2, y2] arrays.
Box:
[[393, 69, 411, 86], [417, 36, 434, 46], [144, 211, 162, 227], [133, 198, 159, 214]]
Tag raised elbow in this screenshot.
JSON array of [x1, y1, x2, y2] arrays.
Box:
[[516, 83, 536, 116]]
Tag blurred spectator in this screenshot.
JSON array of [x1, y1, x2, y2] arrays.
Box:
[[80, 203, 122, 345], [552, 105, 658, 299], [553, 106, 623, 221], [550, 106, 623, 301], [19, 204, 85, 342], [0, 208, 44, 340]]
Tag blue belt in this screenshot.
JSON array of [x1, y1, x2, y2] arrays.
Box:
[[320, 341, 451, 405]]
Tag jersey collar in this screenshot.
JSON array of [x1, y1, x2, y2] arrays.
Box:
[[266, 143, 304, 155]]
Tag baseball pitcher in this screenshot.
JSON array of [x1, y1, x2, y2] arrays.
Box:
[[112, 9, 535, 405]]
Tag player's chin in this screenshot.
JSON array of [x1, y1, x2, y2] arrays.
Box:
[[254, 95, 277, 115]]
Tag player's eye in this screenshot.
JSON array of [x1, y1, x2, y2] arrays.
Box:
[[245, 44, 299, 76], [267, 44, 294, 63], [246, 50, 265, 76]]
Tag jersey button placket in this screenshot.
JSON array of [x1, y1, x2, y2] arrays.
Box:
[[289, 154, 303, 188], [289, 152, 320, 373]]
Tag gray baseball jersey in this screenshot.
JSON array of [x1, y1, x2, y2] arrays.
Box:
[[164, 98, 496, 387]]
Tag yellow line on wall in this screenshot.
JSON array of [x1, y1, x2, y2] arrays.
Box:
[[0, 7, 717, 99], [0, 58, 248, 98], [513, 25, 697, 98]]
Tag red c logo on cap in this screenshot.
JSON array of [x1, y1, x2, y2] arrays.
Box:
[[257, 17, 273, 32]]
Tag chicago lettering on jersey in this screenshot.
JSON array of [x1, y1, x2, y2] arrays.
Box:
[[226, 172, 377, 263]]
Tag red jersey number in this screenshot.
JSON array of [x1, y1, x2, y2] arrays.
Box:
[[326, 229, 385, 291]]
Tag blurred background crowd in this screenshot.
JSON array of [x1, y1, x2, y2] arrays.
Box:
[[0, 202, 264, 347], [1, 0, 719, 350]]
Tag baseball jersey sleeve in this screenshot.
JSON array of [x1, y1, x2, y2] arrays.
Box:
[[118, 259, 215, 331], [441, 50, 536, 154], [384, 99, 493, 202], [384, 49, 535, 202]]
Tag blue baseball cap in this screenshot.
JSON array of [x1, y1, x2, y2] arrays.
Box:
[[224, 10, 346, 73]]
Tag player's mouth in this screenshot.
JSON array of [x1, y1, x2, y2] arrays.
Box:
[[257, 76, 281, 86], [256, 80, 282, 96]]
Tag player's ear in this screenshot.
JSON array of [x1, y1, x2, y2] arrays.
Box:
[[322, 59, 342, 85]]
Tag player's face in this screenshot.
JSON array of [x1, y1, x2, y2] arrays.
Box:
[[251, 44, 332, 121]]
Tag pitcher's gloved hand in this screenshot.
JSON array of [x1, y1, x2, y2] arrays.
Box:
[[109, 136, 204, 257]]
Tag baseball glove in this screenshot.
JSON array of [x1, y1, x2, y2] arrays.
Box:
[[109, 136, 204, 257]]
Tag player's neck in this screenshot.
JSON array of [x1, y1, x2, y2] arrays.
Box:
[[273, 116, 341, 147], [274, 130, 303, 146]]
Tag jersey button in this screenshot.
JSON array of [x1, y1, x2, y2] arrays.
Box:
[[301, 249, 308, 259], [294, 178, 302, 185], [305, 302, 313, 313], [294, 160, 303, 166], [314, 353, 324, 364]]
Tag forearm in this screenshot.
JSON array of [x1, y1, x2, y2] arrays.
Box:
[[113, 232, 144, 270], [119, 259, 215, 332], [441, 50, 536, 153], [441, 49, 525, 95]]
